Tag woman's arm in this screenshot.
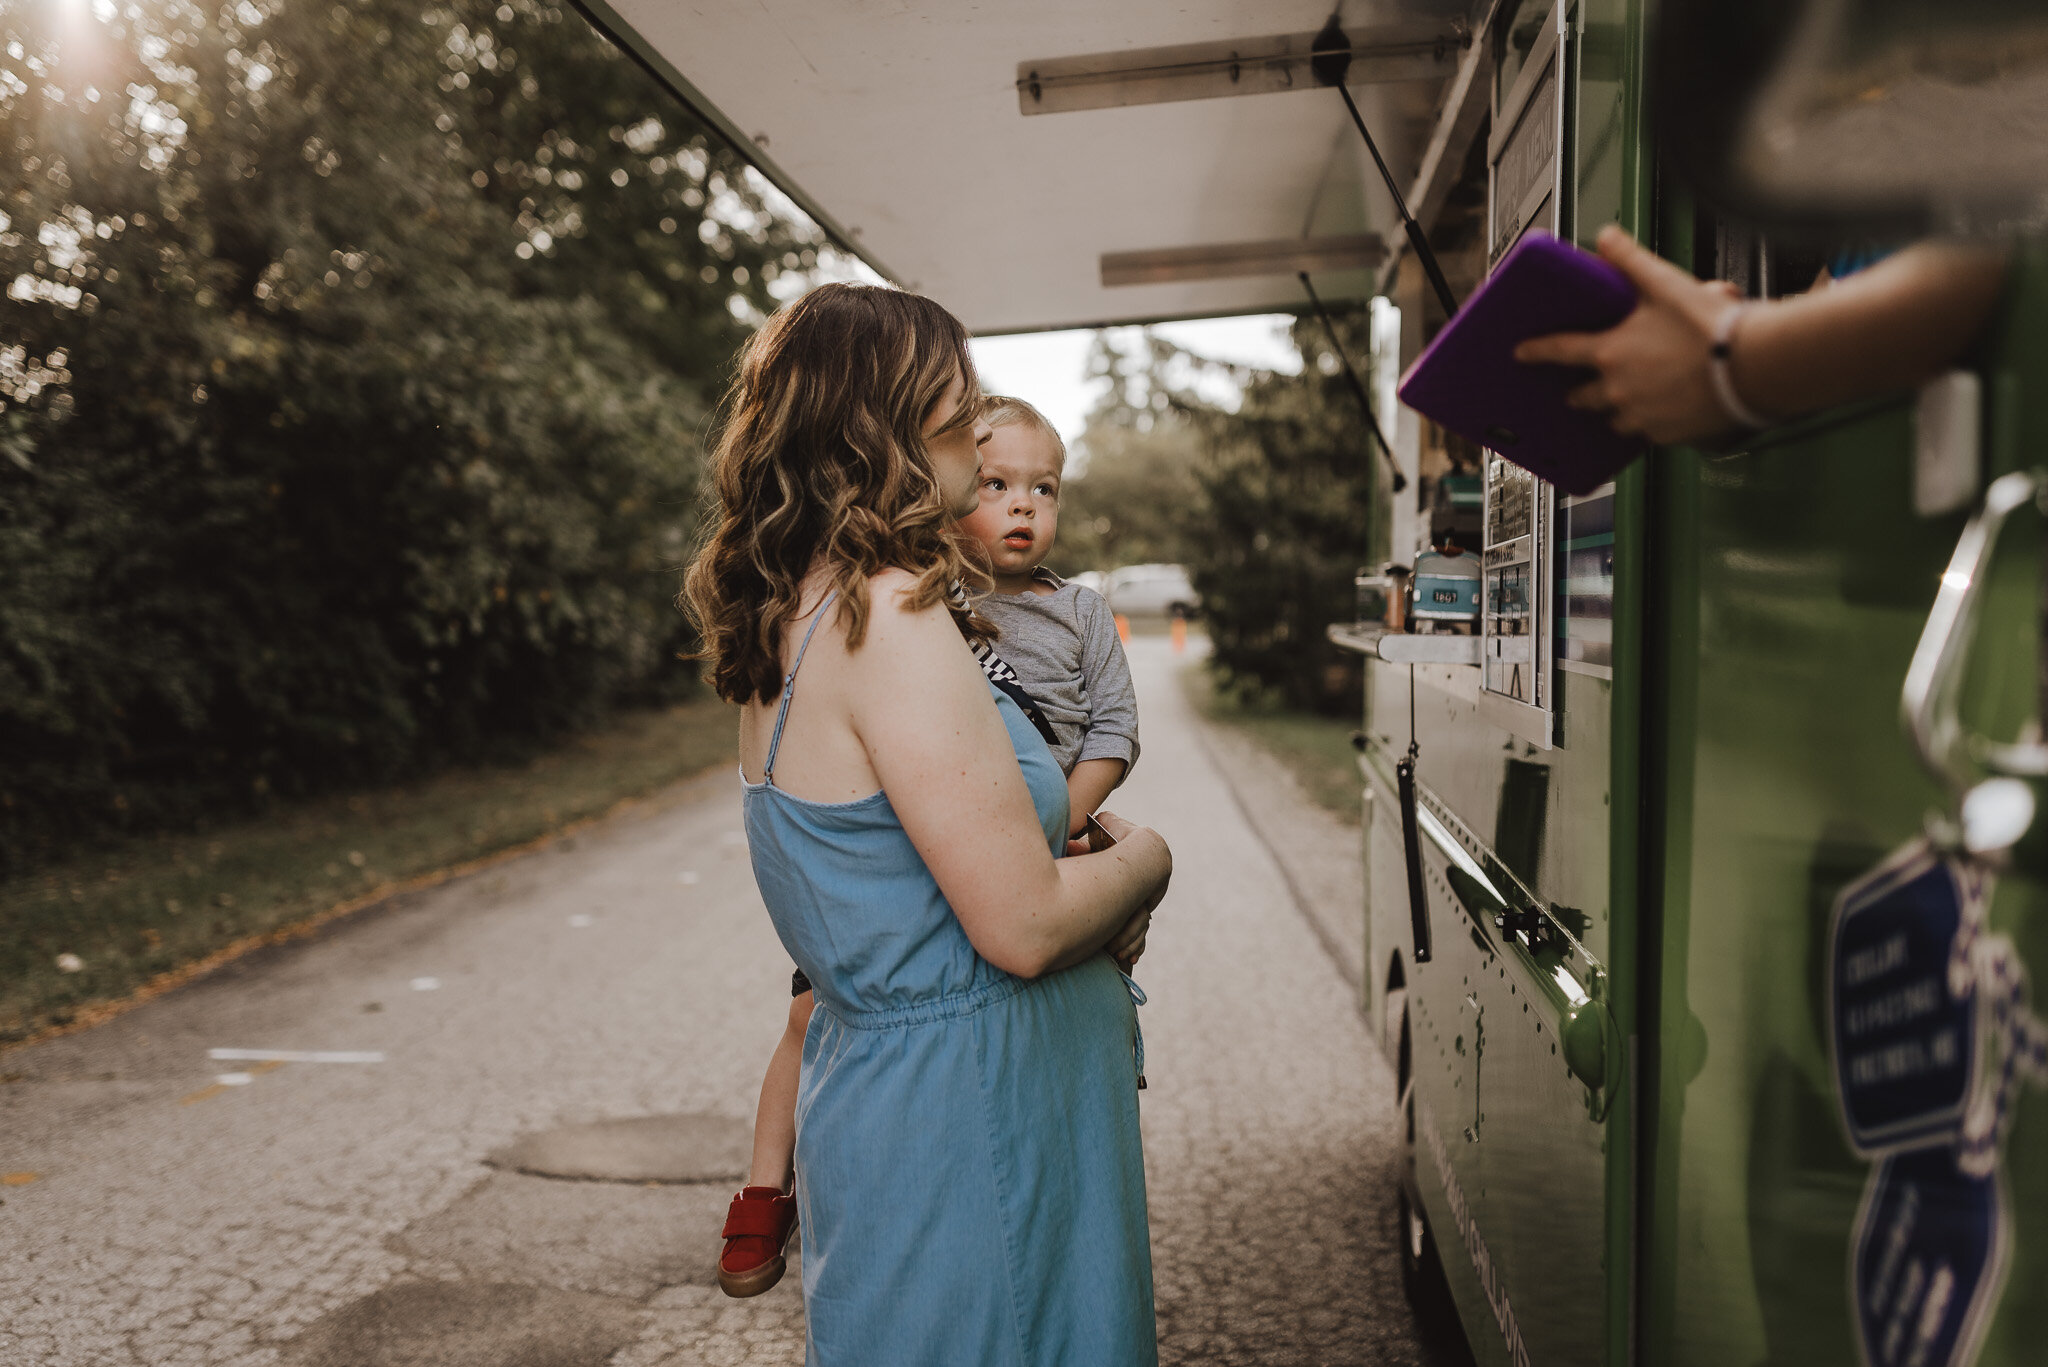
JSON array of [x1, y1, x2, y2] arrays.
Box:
[[847, 577, 1170, 980], [1513, 225, 2009, 445]]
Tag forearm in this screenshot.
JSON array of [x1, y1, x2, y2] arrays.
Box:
[[1515, 227, 2013, 446], [1732, 244, 2009, 421], [1028, 828, 1170, 975], [1065, 759, 1126, 835], [987, 827, 1171, 979]]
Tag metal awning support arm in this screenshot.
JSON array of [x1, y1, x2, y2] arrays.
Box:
[[1015, 23, 1465, 115], [1298, 271, 1406, 493], [1311, 15, 1460, 319]]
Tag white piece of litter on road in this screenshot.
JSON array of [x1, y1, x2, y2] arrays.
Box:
[[54, 953, 84, 973], [410, 977, 440, 991], [207, 1049, 385, 1064], [215, 1073, 254, 1086], [677, 871, 699, 885], [567, 914, 593, 928]]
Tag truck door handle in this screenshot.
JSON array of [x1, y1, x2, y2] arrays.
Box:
[[1901, 467, 2046, 854], [1397, 753, 1433, 964]]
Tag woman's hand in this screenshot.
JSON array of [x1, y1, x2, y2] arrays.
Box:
[[1092, 811, 1168, 969], [1109, 871, 1168, 970], [1516, 226, 2009, 446], [1513, 225, 1745, 444], [1090, 809, 1139, 845], [1107, 913, 1148, 970]]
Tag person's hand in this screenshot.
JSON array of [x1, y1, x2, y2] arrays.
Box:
[[1113, 871, 1165, 967], [1092, 810, 1168, 969], [1066, 811, 1113, 857], [1090, 810, 1141, 845], [1513, 224, 1749, 444], [1106, 911, 1148, 970]]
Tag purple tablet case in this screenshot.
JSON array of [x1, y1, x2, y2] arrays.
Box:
[[1397, 231, 1643, 496]]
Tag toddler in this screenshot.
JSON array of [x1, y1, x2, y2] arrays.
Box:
[[716, 394, 1141, 1297]]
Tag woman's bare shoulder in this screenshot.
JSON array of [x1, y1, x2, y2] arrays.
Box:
[[844, 572, 972, 687], [864, 565, 922, 602], [860, 569, 951, 634]]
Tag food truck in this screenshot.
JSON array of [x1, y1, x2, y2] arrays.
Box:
[[1330, 5, 2048, 1365], [577, 1, 2047, 1362]]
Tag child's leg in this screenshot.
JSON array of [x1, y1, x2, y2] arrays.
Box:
[[722, 990, 810, 1297], [747, 990, 815, 1191]]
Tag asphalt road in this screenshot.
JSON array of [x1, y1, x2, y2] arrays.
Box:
[[1, 635, 1459, 1367]]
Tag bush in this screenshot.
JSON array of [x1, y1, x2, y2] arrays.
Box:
[[1078, 326, 1376, 714], [1055, 359, 1206, 573], [1188, 391, 1372, 715], [0, 0, 813, 866]]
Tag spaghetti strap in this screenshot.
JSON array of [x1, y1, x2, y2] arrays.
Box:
[[762, 590, 839, 784]]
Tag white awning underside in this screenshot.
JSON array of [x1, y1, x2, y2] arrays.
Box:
[[581, 0, 1484, 334]]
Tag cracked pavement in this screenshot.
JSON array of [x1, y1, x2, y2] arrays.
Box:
[[1, 636, 1463, 1366]]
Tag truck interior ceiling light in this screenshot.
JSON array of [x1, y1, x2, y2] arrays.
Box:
[[1015, 23, 1464, 116], [1309, 13, 1461, 319], [1098, 235, 1385, 288]]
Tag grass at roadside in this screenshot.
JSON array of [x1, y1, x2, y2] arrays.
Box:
[[1182, 664, 1363, 826], [1, 698, 738, 1048]]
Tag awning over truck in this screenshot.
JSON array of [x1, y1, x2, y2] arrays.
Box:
[[577, 0, 1490, 334]]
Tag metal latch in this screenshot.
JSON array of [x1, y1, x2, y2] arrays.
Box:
[[1901, 468, 2048, 857]]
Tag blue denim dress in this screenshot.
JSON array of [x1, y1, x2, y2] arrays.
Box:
[[742, 598, 1155, 1366]]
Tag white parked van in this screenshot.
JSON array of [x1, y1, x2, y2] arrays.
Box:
[[1101, 564, 1198, 619]]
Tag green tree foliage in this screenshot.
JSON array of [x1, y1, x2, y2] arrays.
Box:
[[0, 0, 813, 864], [1085, 322, 1378, 714], [1056, 437, 1201, 575]]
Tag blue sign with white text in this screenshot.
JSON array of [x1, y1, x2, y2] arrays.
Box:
[[1852, 1146, 2007, 1367], [1829, 846, 1979, 1154]]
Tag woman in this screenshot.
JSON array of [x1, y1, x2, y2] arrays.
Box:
[[683, 283, 1172, 1366]]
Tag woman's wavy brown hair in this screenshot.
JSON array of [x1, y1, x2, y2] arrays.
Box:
[[682, 283, 996, 705]]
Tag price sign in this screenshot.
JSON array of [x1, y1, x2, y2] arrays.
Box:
[[1828, 843, 1983, 1155], [1851, 1146, 2008, 1367]]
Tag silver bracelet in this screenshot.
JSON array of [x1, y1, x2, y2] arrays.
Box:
[[1708, 302, 1772, 431]]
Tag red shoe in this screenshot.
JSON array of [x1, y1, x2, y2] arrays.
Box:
[[718, 1185, 797, 1297]]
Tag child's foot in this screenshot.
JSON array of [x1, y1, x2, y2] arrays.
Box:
[[718, 1185, 797, 1297]]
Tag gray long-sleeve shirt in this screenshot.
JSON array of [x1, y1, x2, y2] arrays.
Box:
[[976, 570, 1140, 780]]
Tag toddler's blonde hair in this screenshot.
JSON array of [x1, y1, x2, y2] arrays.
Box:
[[982, 395, 1066, 471]]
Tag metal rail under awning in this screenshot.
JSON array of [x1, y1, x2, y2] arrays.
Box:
[[572, 0, 1487, 334]]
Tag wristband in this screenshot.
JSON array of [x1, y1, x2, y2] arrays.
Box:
[[1708, 302, 1773, 431]]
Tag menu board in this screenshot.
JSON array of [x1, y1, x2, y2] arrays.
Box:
[[1482, 453, 1552, 720], [1477, 0, 1567, 745]]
